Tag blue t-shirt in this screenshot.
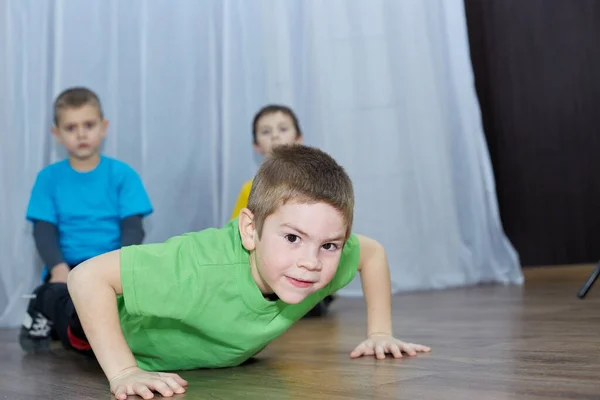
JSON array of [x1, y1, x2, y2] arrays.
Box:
[[26, 156, 153, 270]]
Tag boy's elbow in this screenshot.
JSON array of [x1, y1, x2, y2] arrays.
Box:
[[67, 262, 87, 294], [70, 250, 123, 295], [67, 256, 102, 293]]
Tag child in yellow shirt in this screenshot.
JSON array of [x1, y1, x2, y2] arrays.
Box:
[[231, 105, 335, 316], [231, 105, 303, 219]]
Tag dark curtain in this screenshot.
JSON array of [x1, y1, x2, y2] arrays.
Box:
[[464, 0, 600, 266]]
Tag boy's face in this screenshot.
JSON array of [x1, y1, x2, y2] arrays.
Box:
[[253, 112, 303, 155], [240, 202, 347, 304], [52, 104, 107, 160]]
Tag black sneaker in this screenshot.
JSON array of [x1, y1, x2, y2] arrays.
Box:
[[19, 286, 53, 353]]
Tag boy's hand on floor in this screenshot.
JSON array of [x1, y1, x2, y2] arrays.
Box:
[[110, 366, 188, 399], [49, 263, 70, 283], [350, 334, 431, 360]]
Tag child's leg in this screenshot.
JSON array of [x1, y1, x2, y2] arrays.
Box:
[[35, 283, 77, 348], [19, 284, 54, 352], [19, 282, 91, 355]]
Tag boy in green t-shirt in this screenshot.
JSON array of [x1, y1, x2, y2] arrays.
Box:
[[66, 145, 430, 399]]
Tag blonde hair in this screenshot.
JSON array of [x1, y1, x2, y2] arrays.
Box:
[[248, 145, 354, 239]]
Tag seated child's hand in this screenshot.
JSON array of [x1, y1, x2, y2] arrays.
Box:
[[110, 366, 188, 400], [350, 333, 431, 360], [49, 263, 71, 283]]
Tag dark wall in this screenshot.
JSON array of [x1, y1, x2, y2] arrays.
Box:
[[464, 0, 600, 266]]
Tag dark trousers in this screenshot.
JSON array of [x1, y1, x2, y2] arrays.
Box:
[[35, 282, 92, 355]]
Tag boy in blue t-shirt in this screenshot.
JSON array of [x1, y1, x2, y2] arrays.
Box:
[[20, 87, 153, 352]]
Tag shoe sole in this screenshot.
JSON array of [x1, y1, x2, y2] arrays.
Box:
[[19, 328, 52, 353]]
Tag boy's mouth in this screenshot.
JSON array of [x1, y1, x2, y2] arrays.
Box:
[[285, 276, 315, 289]]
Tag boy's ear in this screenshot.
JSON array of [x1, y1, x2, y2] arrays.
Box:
[[100, 119, 109, 138], [239, 208, 257, 251], [253, 142, 265, 155], [51, 126, 61, 142]]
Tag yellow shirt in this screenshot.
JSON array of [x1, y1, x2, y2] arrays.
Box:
[[230, 179, 253, 220]]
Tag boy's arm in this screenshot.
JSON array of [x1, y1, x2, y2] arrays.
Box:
[[350, 234, 431, 360], [68, 250, 187, 399], [117, 164, 153, 222], [120, 215, 145, 247], [27, 170, 69, 281], [355, 234, 393, 336], [33, 221, 70, 282], [68, 251, 135, 377]]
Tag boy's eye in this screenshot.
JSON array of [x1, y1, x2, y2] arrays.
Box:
[[285, 234, 299, 244], [261, 129, 271, 135], [85, 122, 96, 129], [322, 243, 339, 251]]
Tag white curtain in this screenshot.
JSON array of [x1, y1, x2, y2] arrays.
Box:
[[0, 0, 523, 328]]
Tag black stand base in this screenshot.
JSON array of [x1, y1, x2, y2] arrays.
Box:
[[577, 262, 600, 299]]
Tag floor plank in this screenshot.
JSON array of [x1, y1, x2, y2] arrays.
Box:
[[1, 265, 599, 399]]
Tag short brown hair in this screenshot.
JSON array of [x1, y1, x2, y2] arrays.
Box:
[[252, 105, 302, 144], [248, 145, 354, 239], [53, 87, 103, 126]]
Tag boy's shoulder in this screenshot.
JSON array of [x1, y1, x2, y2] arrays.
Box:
[[146, 219, 246, 269], [97, 156, 144, 184], [101, 156, 138, 174], [185, 219, 246, 267], [36, 159, 69, 177]]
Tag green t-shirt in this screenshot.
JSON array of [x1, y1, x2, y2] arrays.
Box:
[[117, 219, 361, 371]]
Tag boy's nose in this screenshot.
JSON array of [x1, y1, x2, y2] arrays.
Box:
[[297, 254, 321, 271]]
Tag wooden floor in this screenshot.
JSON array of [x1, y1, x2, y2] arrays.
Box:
[[1, 265, 599, 399]]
